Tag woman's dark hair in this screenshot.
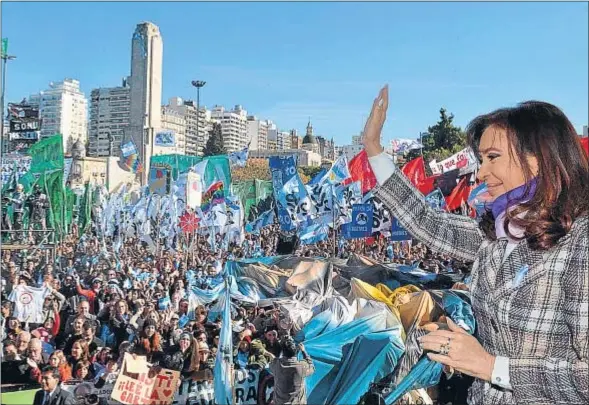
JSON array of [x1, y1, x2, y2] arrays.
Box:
[[466, 101, 589, 250]]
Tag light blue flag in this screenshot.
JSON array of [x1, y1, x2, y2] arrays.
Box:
[[245, 208, 275, 234], [299, 223, 330, 245], [320, 155, 351, 185], [214, 279, 234, 405], [228, 146, 249, 168]]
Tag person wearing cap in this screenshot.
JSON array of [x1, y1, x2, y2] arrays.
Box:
[[75, 274, 101, 314]]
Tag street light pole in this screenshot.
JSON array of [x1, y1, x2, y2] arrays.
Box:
[[191, 80, 206, 155], [0, 52, 16, 155]]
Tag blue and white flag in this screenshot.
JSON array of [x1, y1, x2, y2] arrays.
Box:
[[299, 223, 330, 245], [363, 191, 392, 234], [392, 139, 423, 153], [270, 155, 299, 232], [335, 181, 362, 225], [279, 175, 313, 225], [306, 182, 334, 225], [320, 155, 351, 185], [214, 280, 234, 405], [245, 208, 275, 234], [425, 188, 446, 211], [228, 145, 249, 168]]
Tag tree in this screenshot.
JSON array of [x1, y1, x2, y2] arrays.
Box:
[[202, 123, 226, 157], [405, 108, 468, 171], [298, 166, 323, 180], [233, 159, 271, 181]]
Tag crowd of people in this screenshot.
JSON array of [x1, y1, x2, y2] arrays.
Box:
[[0, 217, 467, 403]]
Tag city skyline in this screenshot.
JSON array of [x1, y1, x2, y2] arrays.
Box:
[[2, 2, 588, 145]]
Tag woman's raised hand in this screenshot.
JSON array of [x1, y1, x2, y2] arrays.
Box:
[[362, 85, 389, 157]]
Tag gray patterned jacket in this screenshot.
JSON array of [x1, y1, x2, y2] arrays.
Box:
[[373, 168, 588, 405]]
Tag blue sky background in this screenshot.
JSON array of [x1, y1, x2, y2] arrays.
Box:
[[2, 2, 588, 145]]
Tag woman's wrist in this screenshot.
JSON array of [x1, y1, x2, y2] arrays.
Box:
[[364, 143, 383, 158]]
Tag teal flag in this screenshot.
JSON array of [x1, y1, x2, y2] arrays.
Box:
[[1, 38, 7, 57]]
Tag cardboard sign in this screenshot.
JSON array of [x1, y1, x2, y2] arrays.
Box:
[[111, 353, 180, 405]]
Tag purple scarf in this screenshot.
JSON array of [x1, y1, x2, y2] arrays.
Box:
[[491, 178, 538, 220]]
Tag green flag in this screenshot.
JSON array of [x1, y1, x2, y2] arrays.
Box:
[[1, 38, 7, 58], [78, 182, 92, 237]]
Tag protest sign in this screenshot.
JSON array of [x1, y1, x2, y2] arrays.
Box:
[[429, 147, 477, 175], [111, 353, 180, 405], [390, 217, 412, 241], [342, 203, 373, 239]]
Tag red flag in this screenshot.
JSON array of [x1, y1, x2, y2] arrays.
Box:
[[401, 156, 437, 195], [445, 177, 471, 211], [344, 150, 377, 194], [580, 137, 588, 156], [402, 156, 426, 186], [417, 176, 437, 195]]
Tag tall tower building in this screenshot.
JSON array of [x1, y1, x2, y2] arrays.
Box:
[[88, 78, 130, 157], [38, 79, 88, 154], [128, 21, 163, 184]]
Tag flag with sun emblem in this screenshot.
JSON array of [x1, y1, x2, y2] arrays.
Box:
[[322, 155, 351, 185]]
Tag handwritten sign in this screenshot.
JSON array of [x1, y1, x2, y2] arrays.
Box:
[[111, 353, 180, 405], [429, 148, 477, 175]]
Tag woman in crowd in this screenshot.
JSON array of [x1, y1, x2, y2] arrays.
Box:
[[131, 319, 163, 364], [67, 338, 90, 368], [108, 299, 131, 348], [31, 349, 72, 383], [162, 332, 202, 379], [362, 86, 588, 405]]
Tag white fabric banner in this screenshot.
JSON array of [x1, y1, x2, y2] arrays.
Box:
[[429, 147, 478, 175]]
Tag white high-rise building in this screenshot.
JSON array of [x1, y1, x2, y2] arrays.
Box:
[[160, 105, 187, 155], [211, 105, 248, 152], [246, 116, 269, 151], [583, 125, 588, 138], [88, 78, 130, 157], [38, 79, 88, 153], [165, 97, 211, 156], [128, 21, 163, 184], [267, 123, 292, 151]]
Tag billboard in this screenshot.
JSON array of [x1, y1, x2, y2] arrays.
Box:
[[10, 119, 40, 132], [154, 130, 176, 147]]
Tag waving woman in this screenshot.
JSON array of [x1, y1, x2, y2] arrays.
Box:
[[363, 86, 588, 405]]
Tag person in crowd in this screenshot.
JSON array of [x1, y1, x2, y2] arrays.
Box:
[[107, 299, 131, 348], [234, 335, 251, 370], [82, 321, 104, 357], [262, 327, 281, 357], [162, 332, 202, 379], [363, 85, 588, 404], [63, 300, 97, 336], [15, 330, 31, 356], [269, 339, 315, 405], [33, 366, 76, 405], [60, 316, 86, 355], [131, 319, 163, 363]]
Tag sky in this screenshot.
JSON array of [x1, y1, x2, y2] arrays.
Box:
[[2, 1, 588, 146]]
